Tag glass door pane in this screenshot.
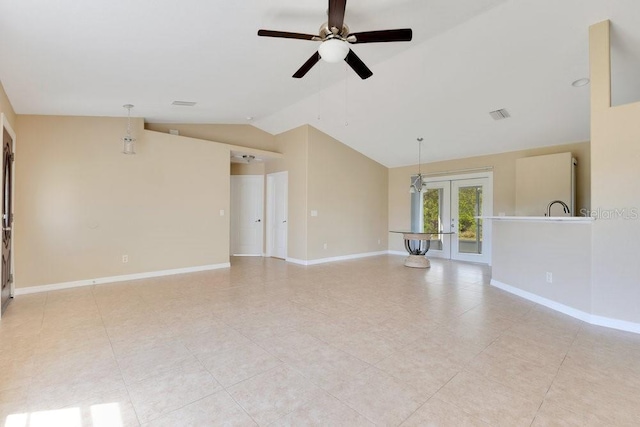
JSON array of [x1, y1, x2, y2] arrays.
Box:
[[422, 181, 451, 258], [451, 178, 490, 263], [457, 186, 482, 254]]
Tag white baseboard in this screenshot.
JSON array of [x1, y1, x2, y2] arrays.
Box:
[[387, 250, 406, 256], [287, 251, 388, 266], [15, 262, 231, 295], [490, 279, 640, 335]]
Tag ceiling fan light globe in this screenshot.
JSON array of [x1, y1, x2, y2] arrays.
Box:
[[319, 39, 349, 63]]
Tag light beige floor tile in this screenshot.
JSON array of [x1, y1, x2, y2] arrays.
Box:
[[532, 400, 617, 427], [199, 342, 282, 387], [271, 391, 373, 427], [326, 329, 400, 365], [375, 350, 454, 398], [5, 257, 640, 425], [283, 343, 370, 391], [400, 398, 492, 426], [180, 324, 252, 357], [142, 390, 257, 427], [0, 386, 31, 423], [482, 333, 569, 369], [254, 330, 326, 360], [116, 340, 196, 384], [407, 329, 485, 372], [329, 367, 429, 426], [228, 365, 322, 425], [31, 347, 120, 393], [544, 364, 640, 424], [466, 349, 558, 401], [75, 387, 141, 427], [435, 371, 540, 427], [127, 360, 221, 423], [28, 379, 128, 414]]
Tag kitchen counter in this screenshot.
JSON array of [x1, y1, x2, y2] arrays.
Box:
[[482, 216, 594, 223]]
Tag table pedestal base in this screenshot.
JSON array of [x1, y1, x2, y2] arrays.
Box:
[[404, 254, 431, 268]]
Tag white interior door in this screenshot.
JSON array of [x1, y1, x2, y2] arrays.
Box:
[[267, 172, 288, 259], [451, 178, 491, 263], [230, 175, 264, 256]]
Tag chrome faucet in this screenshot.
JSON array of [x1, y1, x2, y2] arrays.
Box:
[[546, 200, 570, 216]]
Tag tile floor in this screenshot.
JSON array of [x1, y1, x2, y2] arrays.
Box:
[[1, 255, 640, 426]]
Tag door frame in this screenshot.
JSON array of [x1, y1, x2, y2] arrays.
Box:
[[266, 171, 288, 259], [230, 175, 264, 256], [451, 177, 492, 264], [420, 171, 493, 265], [1, 113, 16, 315]]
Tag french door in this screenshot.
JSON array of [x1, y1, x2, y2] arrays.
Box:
[[421, 176, 492, 264]]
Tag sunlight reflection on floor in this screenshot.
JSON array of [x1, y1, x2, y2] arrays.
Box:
[[4, 403, 122, 427]]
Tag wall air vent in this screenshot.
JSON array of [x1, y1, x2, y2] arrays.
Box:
[[489, 108, 511, 120], [171, 101, 197, 107]]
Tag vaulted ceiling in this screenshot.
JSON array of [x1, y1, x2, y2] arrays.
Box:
[[1, 0, 639, 167]]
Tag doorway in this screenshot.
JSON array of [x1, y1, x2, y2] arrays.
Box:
[[230, 175, 264, 256], [1, 114, 15, 316], [418, 173, 493, 264], [266, 172, 288, 259]]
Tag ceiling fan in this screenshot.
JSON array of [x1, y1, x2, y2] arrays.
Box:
[[258, 0, 412, 80]]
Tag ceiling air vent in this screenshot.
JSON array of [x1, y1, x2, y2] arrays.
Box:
[[171, 100, 197, 107], [489, 108, 511, 120]]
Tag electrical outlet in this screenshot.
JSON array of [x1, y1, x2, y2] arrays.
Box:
[[122, 255, 129, 263], [378, 238, 381, 245], [323, 243, 327, 250], [546, 272, 552, 283]]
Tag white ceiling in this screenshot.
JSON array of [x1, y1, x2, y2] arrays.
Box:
[[1, 0, 639, 167]]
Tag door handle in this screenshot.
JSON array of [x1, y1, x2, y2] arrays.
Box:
[[282, 220, 287, 223], [255, 219, 261, 222]]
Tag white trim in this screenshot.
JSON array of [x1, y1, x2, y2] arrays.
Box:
[[14, 263, 231, 295], [287, 251, 388, 266], [589, 315, 640, 335], [490, 279, 640, 335]]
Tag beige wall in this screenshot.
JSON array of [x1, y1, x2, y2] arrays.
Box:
[[306, 126, 388, 260], [590, 21, 640, 324], [231, 162, 265, 176], [145, 123, 276, 152], [492, 221, 592, 312], [388, 142, 590, 251], [0, 80, 17, 127], [15, 115, 231, 288]]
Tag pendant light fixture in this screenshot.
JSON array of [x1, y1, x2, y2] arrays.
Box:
[[409, 137, 426, 193], [122, 104, 136, 155]]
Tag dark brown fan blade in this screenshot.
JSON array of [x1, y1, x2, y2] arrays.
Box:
[[328, 0, 347, 31], [293, 51, 321, 78], [349, 29, 413, 44], [344, 49, 372, 80], [258, 29, 318, 41]]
